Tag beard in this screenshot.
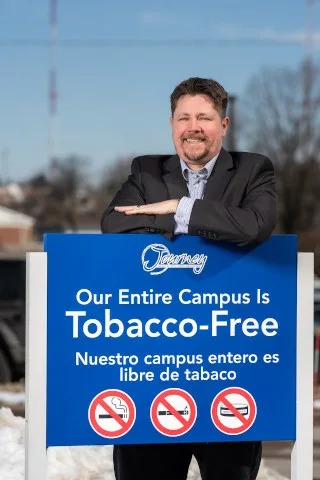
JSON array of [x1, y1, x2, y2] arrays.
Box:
[[183, 148, 209, 163], [182, 138, 209, 163]]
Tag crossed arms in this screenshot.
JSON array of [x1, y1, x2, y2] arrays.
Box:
[[101, 156, 278, 246]]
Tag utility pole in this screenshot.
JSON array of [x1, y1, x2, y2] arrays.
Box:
[[1, 147, 9, 185], [302, 0, 318, 156], [226, 94, 237, 151]]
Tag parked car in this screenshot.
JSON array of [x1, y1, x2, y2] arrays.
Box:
[[0, 251, 26, 383]]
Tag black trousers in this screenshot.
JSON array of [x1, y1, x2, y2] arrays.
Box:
[[113, 441, 262, 480]]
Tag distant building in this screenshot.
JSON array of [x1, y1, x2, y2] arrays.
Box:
[[0, 206, 35, 247]]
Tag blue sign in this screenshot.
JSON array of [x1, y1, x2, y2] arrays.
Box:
[[45, 234, 297, 446]]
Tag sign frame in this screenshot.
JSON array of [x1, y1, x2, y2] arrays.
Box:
[[24, 249, 314, 480]]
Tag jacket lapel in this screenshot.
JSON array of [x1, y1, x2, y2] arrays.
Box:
[[162, 149, 236, 201], [163, 155, 188, 199], [204, 148, 236, 200]]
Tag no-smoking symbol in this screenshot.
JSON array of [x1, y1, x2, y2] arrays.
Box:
[[150, 388, 197, 437], [211, 387, 257, 435], [88, 389, 136, 438]]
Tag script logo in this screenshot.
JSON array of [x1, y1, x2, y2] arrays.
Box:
[[141, 243, 207, 276]]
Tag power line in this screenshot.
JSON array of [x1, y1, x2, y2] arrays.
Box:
[[0, 38, 316, 48]]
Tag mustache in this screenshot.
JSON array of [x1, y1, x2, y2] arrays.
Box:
[[182, 135, 206, 141]]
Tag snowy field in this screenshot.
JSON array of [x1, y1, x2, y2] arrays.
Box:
[[0, 394, 289, 480]]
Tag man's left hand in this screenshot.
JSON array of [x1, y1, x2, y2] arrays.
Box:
[[114, 200, 179, 215]]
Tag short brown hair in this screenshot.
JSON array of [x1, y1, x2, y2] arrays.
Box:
[[170, 77, 228, 118]]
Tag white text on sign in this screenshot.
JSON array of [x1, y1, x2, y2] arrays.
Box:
[[75, 351, 280, 383], [74, 288, 270, 308], [66, 309, 278, 339]]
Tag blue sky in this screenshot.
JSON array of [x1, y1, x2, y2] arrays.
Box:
[[0, 0, 319, 183]]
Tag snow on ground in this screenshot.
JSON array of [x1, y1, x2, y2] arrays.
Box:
[[0, 391, 25, 405], [0, 406, 288, 480]]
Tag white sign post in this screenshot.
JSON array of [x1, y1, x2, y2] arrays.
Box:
[[291, 252, 314, 479], [24, 251, 314, 479], [25, 252, 47, 480]]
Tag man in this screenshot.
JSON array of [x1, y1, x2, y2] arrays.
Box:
[[101, 77, 278, 480]]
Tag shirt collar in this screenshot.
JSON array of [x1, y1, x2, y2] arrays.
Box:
[[180, 151, 220, 181]]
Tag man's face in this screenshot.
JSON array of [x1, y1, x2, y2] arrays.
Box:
[[170, 94, 229, 170]]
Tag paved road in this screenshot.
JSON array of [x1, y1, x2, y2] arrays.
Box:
[[262, 426, 320, 479], [262, 441, 292, 479]]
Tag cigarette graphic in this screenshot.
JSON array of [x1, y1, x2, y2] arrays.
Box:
[[99, 413, 127, 419], [99, 397, 128, 419], [158, 406, 189, 416]]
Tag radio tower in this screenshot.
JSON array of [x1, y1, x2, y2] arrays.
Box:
[[49, 0, 58, 170]]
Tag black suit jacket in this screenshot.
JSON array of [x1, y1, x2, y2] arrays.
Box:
[[101, 148, 278, 246]]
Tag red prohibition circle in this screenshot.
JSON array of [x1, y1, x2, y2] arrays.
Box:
[[88, 389, 136, 438], [150, 388, 197, 437], [211, 387, 257, 435]]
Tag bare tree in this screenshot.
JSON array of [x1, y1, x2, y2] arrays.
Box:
[[96, 156, 133, 214], [38, 155, 91, 231], [241, 60, 320, 235]]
